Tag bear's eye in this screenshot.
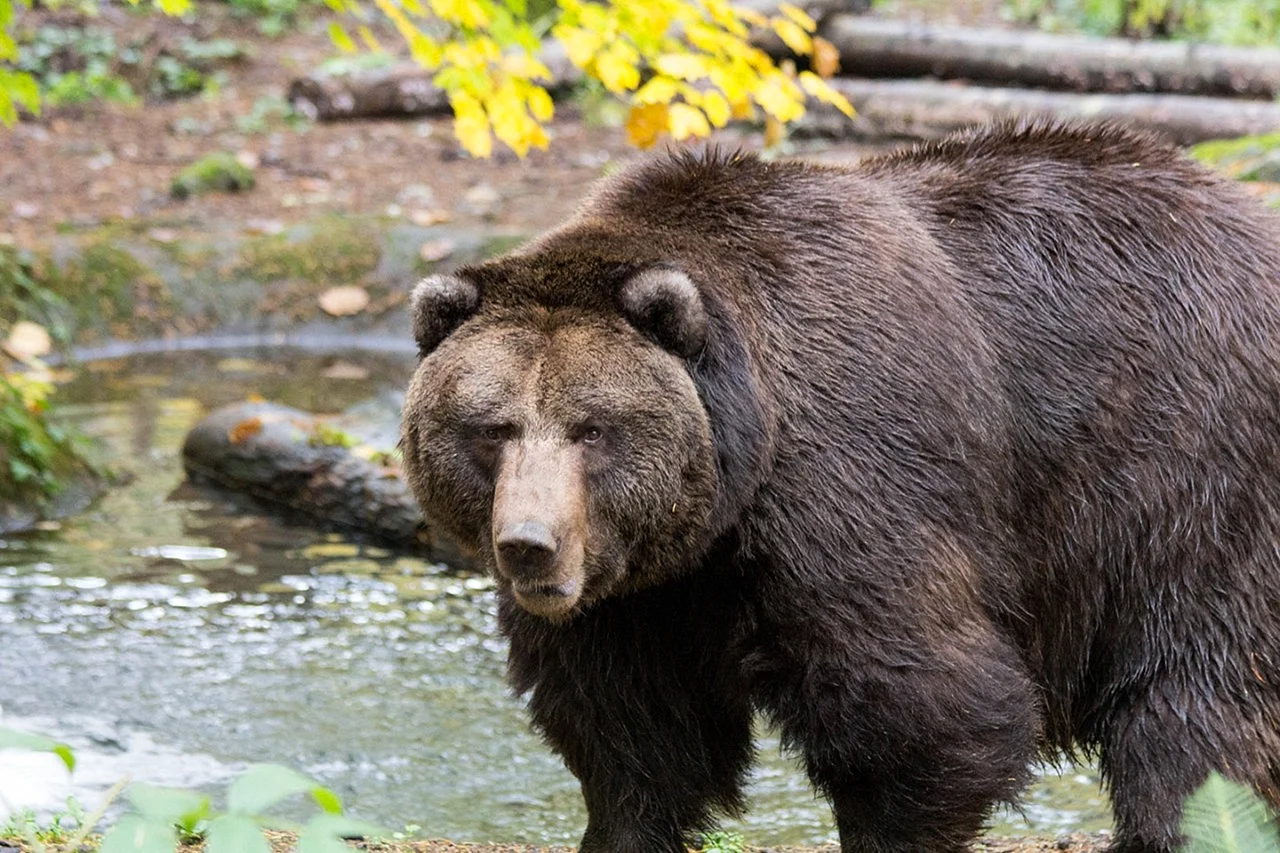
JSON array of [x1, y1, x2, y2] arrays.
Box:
[[481, 425, 505, 442], [579, 425, 603, 445]]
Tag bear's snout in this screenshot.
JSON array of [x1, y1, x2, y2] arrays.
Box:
[[491, 439, 589, 620], [495, 520, 558, 576]]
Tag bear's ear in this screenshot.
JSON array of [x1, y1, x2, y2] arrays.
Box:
[[410, 273, 481, 356], [618, 266, 707, 358]]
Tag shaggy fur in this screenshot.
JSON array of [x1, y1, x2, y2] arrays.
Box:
[[400, 120, 1280, 853]]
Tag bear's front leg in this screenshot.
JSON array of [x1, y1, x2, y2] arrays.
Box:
[[750, 582, 1040, 853], [500, 575, 756, 853]]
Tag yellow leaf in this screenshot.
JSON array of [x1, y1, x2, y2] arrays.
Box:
[[358, 25, 383, 52], [771, 17, 812, 55], [452, 93, 493, 158], [154, 0, 190, 15], [811, 36, 840, 78], [655, 53, 708, 81], [799, 70, 855, 118], [676, 83, 704, 106], [409, 32, 442, 67], [764, 115, 786, 148], [668, 102, 711, 141], [502, 52, 554, 81], [554, 25, 602, 68], [625, 102, 668, 149], [730, 98, 755, 121], [755, 75, 805, 122], [701, 89, 731, 127], [228, 417, 263, 445], [596, 47, 640, 93], [328, 21, 358, 54], [634, 75, 678, 105], [778, 2, 817, 31], [527, 85, 554, 121]]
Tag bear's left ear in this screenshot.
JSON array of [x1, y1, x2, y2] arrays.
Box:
[[411, 273, 481, 357], [618, 266, 707, 359]]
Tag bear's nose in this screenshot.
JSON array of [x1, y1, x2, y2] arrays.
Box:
[[495, 520, 558, 576]]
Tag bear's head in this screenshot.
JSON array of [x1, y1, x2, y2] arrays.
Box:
[[401, 259, 721, 621]]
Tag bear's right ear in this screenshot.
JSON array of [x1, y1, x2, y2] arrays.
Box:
[[618, 266, 708, 359], [410, 274, 481, 356]]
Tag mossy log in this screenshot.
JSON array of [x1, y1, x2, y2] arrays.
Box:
[[181, 400, 469, 564], [785, 16, 1280, 99], [799, 77, 1280, 144]]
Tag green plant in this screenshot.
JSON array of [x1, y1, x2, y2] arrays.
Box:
[[696, 830, 747, 853], [170, 151, 256, 199], [1180, 773, 1280, 853], [0, 369, 83, 504], [0, 728, 384, 853]]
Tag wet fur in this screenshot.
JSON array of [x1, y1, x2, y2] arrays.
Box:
[[402, 120, 1280, 853]]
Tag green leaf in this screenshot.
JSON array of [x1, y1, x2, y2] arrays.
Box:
[[311, 786, 344, 814], [0, 727, 76, 771], [99, 815, 178, 853], [228, 764, 324, 815], [206, 815, 271, 853], [128, 784, 210, 823], [0, 88, 16, 127], [4, 70, 42, 115], [1180, 773, 1280, 853]]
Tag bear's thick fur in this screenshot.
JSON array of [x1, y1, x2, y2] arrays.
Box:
[[400, 120, 1280, 853]]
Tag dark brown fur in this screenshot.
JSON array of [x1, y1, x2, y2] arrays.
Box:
[[400, 120, 1280, 853]]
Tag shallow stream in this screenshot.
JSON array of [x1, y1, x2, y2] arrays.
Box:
[[0, 347, 1112, 845]]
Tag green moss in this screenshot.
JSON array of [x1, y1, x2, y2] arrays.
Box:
[[42, 241, 171, 339], [171, 151, 256, 199], [1189, 133, 1280, 179], [235, 217, 381, 284]]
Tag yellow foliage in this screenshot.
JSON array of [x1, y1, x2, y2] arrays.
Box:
[[811, 35, 841, 78], [40, 0, 860, 152], [701, 90, 731, 127], [799, 70, 855, 118], [668, 102, 710, 140], [625, 102, 669, 149], [634, 75, 679, 105], [771, 17, 813, 55], [596, 43, 642, 93], [778, 2, 817, 31]]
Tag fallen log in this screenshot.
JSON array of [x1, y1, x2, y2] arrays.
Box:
[[797, 77, 1280, 145], [181, 399, 470, 566], [290, 42, 580, 122], [789, 15, 1280, 99]]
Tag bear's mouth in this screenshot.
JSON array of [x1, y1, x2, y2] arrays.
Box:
[[511, 577, 581, 619]]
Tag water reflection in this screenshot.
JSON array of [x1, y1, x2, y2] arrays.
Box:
[[0, 348, 1111, 844]]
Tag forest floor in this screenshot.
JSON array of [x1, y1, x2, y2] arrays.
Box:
[[0, 0, 1016, 252]]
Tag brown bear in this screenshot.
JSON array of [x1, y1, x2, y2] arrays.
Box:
[[400, 120, 1280, 853]]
